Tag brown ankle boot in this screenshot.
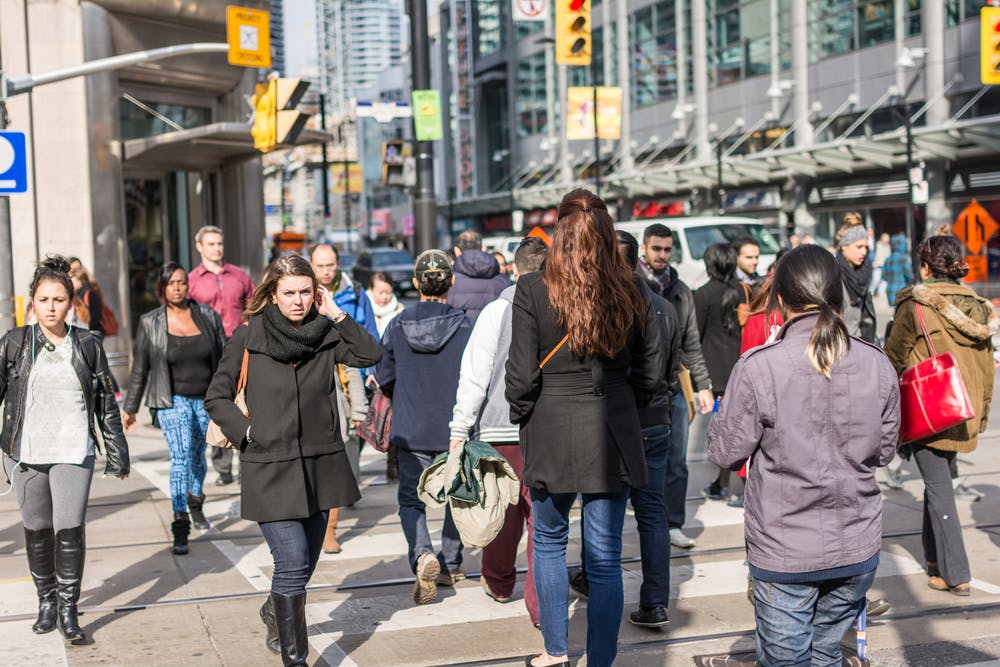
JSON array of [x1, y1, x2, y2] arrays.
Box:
[[322, 509, 341, 554]]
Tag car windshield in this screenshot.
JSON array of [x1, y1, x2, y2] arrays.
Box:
[[683, 224, 781, 260], [372, 250, 414, 267]]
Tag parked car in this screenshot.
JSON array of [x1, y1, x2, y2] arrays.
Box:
[[482, 235, 524, 262], [352, 248, 416, 294], [615, 216, 781, 288]]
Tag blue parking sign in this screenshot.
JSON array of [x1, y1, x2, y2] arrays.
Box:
[[0, 131, 28, 194]]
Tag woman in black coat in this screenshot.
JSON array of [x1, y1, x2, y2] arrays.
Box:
[[205, 255, 381, 666], [122, 262, 226, 554], [506, 189, 661, 667], [693, 243, 744, 501]]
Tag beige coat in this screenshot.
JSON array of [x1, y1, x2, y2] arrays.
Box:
[[884, 282, 997, 453]]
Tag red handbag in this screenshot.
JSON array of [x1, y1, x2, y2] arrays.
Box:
[[898, 303, 975, 444], [357, 385, 392, 453]]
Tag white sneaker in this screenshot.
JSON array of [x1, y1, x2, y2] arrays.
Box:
[[670, 528, 696, 549]]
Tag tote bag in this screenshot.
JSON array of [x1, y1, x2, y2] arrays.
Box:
[[206, 350, 250, 450]]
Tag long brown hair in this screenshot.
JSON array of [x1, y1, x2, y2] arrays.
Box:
[[244, 255, 317, 319], [544, 189, 643, 357]]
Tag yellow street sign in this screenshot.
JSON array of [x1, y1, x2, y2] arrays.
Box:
[[227, 6, 271, 69]]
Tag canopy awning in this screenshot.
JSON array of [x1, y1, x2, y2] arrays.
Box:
[[122, 122, 335, 171]]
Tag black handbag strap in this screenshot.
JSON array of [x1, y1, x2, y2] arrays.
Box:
[[915, 304, 938, 358]]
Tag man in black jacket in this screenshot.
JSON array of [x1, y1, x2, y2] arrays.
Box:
[[639, 223, 713, 549]]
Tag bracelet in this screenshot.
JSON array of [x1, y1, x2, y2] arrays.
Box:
[[245, 424, 253, 443], [331, 311, 348, 323]]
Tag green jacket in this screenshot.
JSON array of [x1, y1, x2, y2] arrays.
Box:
[[885, 281, 997, 453]]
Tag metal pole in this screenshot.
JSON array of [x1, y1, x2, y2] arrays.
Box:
[[342, 119, 352, 253], [319, 93, 331, 233], [716, 140, 724, 214], [0, 97, 14, 331], [904, 107, 916, 271], [592, 77, 600, 198], [280, 163, 287, 229], [408, 0, 437, 253]]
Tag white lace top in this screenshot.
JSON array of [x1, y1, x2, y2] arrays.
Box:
[[17, 335, 94, 464]]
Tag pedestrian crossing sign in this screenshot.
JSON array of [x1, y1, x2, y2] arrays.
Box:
[[0, 131, 28, 194], [226, 6, 271, 69]]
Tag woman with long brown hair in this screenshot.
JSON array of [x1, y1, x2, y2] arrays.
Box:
[[205, 255, 382, 665], [506, 189, 662, 667]]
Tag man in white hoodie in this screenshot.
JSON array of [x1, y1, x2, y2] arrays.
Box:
[[448, 236, 548, 627]]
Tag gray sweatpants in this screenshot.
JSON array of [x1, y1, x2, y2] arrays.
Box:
[[3, 455, 94, 532]]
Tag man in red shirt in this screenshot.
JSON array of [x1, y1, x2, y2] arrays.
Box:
[[188, 225, 254, 485]]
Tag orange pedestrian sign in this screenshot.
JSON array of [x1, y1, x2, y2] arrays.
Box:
[[226, 6, 271, 69], [952, 198, 999, 255]]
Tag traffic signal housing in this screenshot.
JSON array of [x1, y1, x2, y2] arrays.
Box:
[[250, 78, 311, 152], [382, 140, 414, 186], [981, 7, 1000, 84], [556, 0, 591, 66]]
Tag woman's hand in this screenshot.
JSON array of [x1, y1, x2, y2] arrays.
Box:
[[317, 286, 346, 321], [122, 412, 137, 432]]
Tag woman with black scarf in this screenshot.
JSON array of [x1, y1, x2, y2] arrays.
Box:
[[205, 255, 382, 666], [836, 214, 877, 343]]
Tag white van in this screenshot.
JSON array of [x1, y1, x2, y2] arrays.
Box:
[[615, 216, 782, 289], [482, 235, 524, 262]]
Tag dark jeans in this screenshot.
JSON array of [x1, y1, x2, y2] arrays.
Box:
[[258, 511, 328, 595], [912, 445, 971, 586], [480, 443, 538, 624], [531, 486, 629, 667], [211, 445, 233, 476], [397, 447, 463, 574], [752, 570, 875, 667], [666, 392, 690, 529], [631, 424, 671, 609]]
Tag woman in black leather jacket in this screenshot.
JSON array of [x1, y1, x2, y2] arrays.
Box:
[[0, 257, 128, 646], [122, 262, 225, 554]]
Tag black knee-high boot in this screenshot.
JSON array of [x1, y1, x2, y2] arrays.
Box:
[[24, 527, 57, 634], [55, 526, 86, 644], [172, 511, 190, 555], [270, 591, 308, 666], [259, 597, 281, 654], [187, 493, 210, 530]]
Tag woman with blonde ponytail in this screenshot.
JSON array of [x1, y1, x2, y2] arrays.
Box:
[[707, 245, 900, 666]]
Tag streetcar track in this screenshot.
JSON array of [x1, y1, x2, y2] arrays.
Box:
[[2, 521, 998, 623]]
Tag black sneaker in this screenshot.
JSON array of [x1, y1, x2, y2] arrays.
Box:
[[702, 483, 729, 501], [628, 606, 669, 628], [568, 567, 589, 598], [215, 472, 234, 486]]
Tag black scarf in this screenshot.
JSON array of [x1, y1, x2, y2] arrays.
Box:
[[261, 304, 332, 364], [837, 251, 872, 307]]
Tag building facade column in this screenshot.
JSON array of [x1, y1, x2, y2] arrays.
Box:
[[789, 0, 814, 234], [923, 0, 950, 236]]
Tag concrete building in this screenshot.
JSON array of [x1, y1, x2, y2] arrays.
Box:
[[0, 0, 323, 379], [440, 1, 1000, 279]]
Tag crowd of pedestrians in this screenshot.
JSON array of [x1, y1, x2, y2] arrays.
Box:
[[1, 200, 995, 666]]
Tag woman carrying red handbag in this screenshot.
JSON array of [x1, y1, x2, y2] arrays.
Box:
[[884, 235, 998, 596]]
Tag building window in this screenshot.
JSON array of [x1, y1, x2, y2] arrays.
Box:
[[475, 0, 505, 60], [118, 98, 212, 141], [517, 53, 548, 137], [857, 1, 894, 47], [946, 0, 986, 26], [631, 1, 678, 108]]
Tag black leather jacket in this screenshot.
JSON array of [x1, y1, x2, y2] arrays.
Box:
[[123, 301, 226, 414], [0, 325, 129, 476]]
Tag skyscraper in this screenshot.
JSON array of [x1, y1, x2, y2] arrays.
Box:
[[270, 0, 285, 76], [315, 0, 407, 113]]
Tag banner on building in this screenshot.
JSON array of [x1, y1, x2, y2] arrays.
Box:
[[565, 87, 623, 141], [512, 0, 546, 22], [412, 90, 444, 142], [331, 163, 364, 194]]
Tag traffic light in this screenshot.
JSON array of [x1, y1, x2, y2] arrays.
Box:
[[382, 140, 414, 186], [981, 7, 1000, 84], [250, 78, 311, 152], [555, 0, 591, 66]]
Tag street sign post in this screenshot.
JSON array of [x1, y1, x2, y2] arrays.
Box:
[[226, 6, 271, 69], [0, 132, 28, 194]]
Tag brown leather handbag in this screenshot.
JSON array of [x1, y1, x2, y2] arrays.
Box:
[[206, 349, 250, 450]]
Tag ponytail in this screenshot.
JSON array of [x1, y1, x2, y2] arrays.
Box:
[[805, 302, 850, 379]]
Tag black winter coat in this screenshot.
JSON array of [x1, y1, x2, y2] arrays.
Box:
[[505, 272, 663, 494], [0, 326, 129, 476], [123, 301, 226, 413], [204, 313, 382, 522], [693, 278, 743, 394], [448, 250, 510, 323]]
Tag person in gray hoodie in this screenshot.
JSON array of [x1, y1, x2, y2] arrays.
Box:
[[375, 249, 472, 606], [448, 236, 548, 626], [707, 245, 899, 667]]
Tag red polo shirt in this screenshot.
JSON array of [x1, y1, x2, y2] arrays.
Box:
[[188, 263, 254, 337]]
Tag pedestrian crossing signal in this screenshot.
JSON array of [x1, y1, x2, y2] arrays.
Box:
[[981, 7, 1000, 85], [556, 0, 591, 66]]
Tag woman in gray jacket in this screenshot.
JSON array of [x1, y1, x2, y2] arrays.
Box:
[[707, 245, 899, 666]]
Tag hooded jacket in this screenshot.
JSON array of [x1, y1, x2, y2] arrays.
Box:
[[376, 301, 472, 452], [882, 234, 914, 305], [448, 250, 510, 323], [884, 281, 997, 453], [332, 271, 379, 341]]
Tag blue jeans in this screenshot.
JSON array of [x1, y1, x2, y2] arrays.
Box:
[[397, 448, 463, 574], [531, 486, 629, 667], [752, 570, 876, 666], [630, 424, 671, 609], [157, 395, 210, 512], [665, 393, 690, 529], [258, 511, 329, 595]]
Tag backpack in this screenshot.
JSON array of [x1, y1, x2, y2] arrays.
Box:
[[84, 291, 119, 337]]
